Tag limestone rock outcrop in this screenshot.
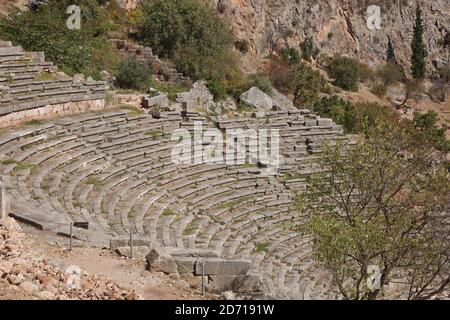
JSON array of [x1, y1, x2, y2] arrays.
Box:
[[211, 0, 449, 73]]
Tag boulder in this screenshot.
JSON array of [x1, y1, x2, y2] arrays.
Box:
[[240, 87, 273, 111], [100, 70, 116, 87], [73, 74, 84, 83], [19, 281, 39, 295], [271, 90, 294, 110], [223, 291, 236, 300], [316, 117, 333, 126], [176, 81, 214, 112], [142, 94, 169, 109], [218, 97, 238, 112], [146, 248, 177, 274]]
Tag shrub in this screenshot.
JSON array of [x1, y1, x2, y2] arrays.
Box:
[[248, 73, 273, 96], [300, 37, 315, 61], [0, 0, 119, 78], [370, 82, 388, 98], [359, 63, 375, 83], [136, 0, 242, 98], [235, 39, 250, 54], [376, 61, 404, 85], [313, 97, 396, 133], [413, 111, 450, 152], [327, 56, 360, 91], [280, 47, 301, 65], [268, 55, 291, 92], [116, 57, 151, 90], [288, 62, 326, 107], [313, 96, 356, 133]]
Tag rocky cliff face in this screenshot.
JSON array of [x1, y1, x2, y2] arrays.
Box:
[[211, 0, 449, 73]]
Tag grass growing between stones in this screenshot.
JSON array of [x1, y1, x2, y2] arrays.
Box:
[[13, 162, 35, 172], [25, 119, 44, 126], [145, 130, 163, 138], [217, 196, 252, 210], [183, 225, 197, 236], [34, 72, 56, 81], [283, 172, 304, 181], [119, 104, 144, 115], [149, 80, 190, 101], [255, 241, 270, 253], [162, 208, 176, 216], [128, 209, 136, 218], [1, 159, 17, 165], [85, 176, 102, 189]]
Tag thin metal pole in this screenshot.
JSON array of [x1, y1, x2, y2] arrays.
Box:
[[69, 223, 73, 251], [201, 260, 205, 295], [129, 229, 133, 259]]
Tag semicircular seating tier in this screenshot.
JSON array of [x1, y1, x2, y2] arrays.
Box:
[[0, 107, 350, 299], [0, 40, 107, 127]]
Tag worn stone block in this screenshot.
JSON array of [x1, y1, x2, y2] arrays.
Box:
[[208, 274, 264, 293], [146, 248, 177, 274], [194, 259, 251, 276], [174, 257, 197, 274]]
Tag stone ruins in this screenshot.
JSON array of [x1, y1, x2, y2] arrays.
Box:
[[0, 42, 349, 299]]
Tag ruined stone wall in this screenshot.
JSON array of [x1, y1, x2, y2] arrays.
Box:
[[109, 39, 191, 85], [0, 99, 109, 128]]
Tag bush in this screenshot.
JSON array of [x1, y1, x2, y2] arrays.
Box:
[[136, 0, 242, 98], [359, 63, 375, 83], [248, 73, 273, 96], [413, 111, 450, 152], [313, 97, 396, 133], [235, 39, 250, 54], [280, 47, 301, 65], [116, 57, 151, 90], [300, 37, 315, 61], [376, 61, 404, 85], [370, 82, 388, 98], [327, 56, 360, 91], [313, 96, 356, 133], [268, 55, 291, 92], [288, 63, 326, 107], [0, 0, 119, 77]]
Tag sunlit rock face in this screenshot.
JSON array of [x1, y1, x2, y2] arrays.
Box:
[[211, 0, 449, 72]]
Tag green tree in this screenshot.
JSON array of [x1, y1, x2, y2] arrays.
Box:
[[327, 57, 360, 91], [413, 111, 450, 153], [136, 0, 242, 99], [297, 118, 450, 300], [411, 5, 428, 79], [288, 62, 326, 107], [248, 73, 273, 96], [116, 57, 151, 90], [280, 47, 301, 65], [313, 96, 356, 133]]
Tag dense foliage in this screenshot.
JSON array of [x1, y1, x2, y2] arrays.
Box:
[[411, 5, 427, 79], [116, 57, 151, 90], [135, 0, 244, 99], [327, 56, 360, 91], [297, 117, 450, 300], [0, 0, 120, 78], [288, 62, 326, 107]]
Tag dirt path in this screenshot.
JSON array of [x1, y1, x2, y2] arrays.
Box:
[[1, 221, 218, 300]]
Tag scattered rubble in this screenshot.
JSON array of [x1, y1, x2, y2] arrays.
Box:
[[0, 218, 142, 300]]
